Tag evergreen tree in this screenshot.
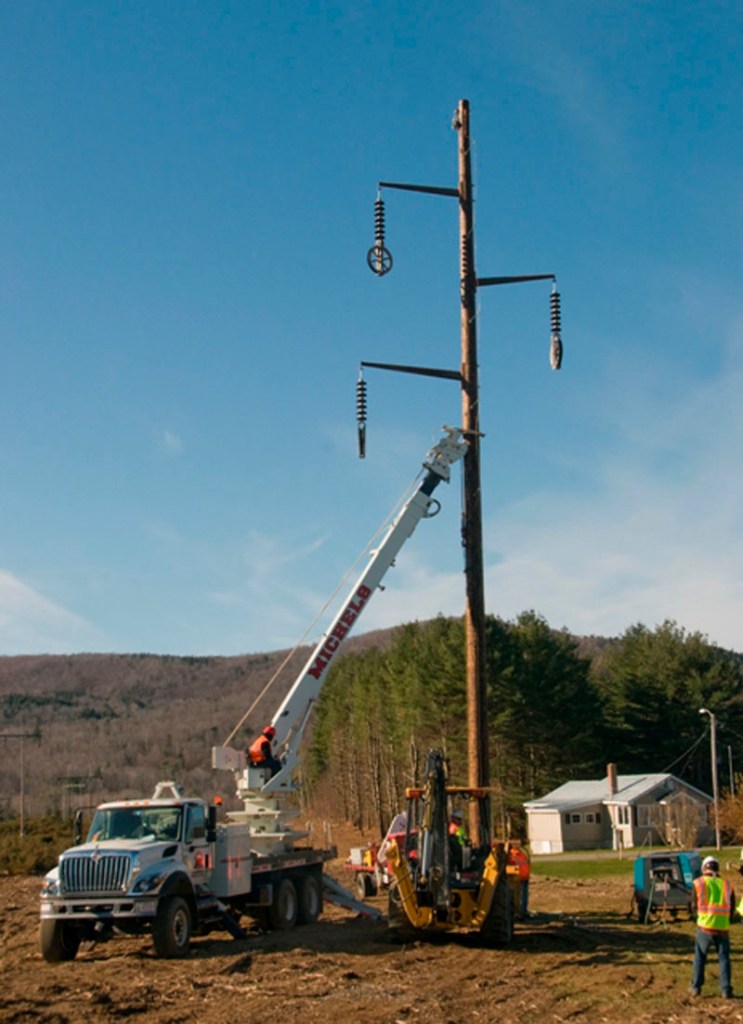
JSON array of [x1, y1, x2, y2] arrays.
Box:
[[488, 611, 604, 803], [592, 620, 743, 790]]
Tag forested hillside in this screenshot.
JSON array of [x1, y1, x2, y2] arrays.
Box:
[[0, 648, 309, 818], [1, 617, 741, 831], [306, 615, 743, 834]]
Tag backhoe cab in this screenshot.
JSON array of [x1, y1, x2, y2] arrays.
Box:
[[385, 750, 515, 944]]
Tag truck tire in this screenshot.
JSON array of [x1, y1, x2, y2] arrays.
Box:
[[480, 874, 514, 946], [152, 896, 192, 958], [269, 878, 298, 931], [356, 872, 374, 900], [297, 873, 322, 925], [40, 919, 81, 962]]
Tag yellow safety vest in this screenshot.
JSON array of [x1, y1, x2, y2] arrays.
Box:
[[694, 875, 732, 931]]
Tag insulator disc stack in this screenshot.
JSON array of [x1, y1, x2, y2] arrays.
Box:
[[374, 197, 386, 248], [550, 289, 562, 335], [356, 375, 368, 458], [550, 287, 563, 371], [356, 376, 368, 423]]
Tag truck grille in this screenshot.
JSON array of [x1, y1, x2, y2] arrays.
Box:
[[60, 854, 132, 894]]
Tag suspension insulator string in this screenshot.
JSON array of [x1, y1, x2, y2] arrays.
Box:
[[356, 371, 368, 458], [550, 283, 563, 371]]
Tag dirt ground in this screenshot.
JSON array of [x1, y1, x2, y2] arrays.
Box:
[[3, 828, 743, 1024]]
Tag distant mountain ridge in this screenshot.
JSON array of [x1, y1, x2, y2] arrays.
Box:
[[0, 625, 403, 818], [1, 621, 738, 821]]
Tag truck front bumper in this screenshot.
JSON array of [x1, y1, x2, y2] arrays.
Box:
[[40, 896, 159, 921]]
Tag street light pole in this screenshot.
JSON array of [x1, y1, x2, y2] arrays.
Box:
[[700, 708, 721, 850]]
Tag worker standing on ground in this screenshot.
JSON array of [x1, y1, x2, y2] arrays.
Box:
[[690, 855, 736, 999], [247, 725, 282, 777], [507, 841, 531, 920]]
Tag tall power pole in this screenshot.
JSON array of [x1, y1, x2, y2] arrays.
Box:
[[362, 99, 562, 841], [456, 100, 489, 800]]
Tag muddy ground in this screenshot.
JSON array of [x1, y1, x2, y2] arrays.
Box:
[[3, 829, 743, 1024]]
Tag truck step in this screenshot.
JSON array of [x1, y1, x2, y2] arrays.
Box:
[[214, 900, 248, 939]]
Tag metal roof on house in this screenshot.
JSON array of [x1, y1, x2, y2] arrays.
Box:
[[524, 773, 711, 813]]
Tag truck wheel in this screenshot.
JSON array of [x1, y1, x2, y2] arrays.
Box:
[[152, 896, 192, 958], [297, 874, 322, 924], [270, 878, 298, 931], [480, 875, 514, 946], [356, 872, 374, 900], [40, 919, 81, 962]]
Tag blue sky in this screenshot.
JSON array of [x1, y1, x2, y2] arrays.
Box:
[[1, 1, 741, 657]]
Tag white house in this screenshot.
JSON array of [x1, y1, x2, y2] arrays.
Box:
[[524, 765, 713, 854]]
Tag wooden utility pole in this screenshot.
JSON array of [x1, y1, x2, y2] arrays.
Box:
[[363, 99, 561, 844], [456, 100, 490, 810], [1, 730, 37, 835]]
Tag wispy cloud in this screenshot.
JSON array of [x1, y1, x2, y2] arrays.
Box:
[[0, 571, 102, 654], [348, 317, 743, 653], [155, 428, 184, 456], [485, 320, 743, 649]]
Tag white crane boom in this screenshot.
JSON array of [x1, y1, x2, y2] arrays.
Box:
[[212, 426, 467, 800]]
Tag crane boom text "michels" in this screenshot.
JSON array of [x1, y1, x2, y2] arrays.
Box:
[[307, 584, 373, 680]]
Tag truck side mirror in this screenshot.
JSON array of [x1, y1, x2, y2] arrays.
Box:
[[73, 808, 84, 846], [207, 805, 217, 844]]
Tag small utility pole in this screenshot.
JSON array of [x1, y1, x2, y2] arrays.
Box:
[[1, 730, 38, 836]]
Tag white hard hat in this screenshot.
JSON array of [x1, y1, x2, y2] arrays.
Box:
[[702, 856, 719, 871]]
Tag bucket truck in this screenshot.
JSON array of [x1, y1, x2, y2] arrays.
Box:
[[39, 427, 467, 960]]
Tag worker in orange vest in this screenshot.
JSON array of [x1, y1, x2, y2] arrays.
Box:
[[690, 855, 736, 998], [247, 725, 282, 776], [507, 841, 531, 920]]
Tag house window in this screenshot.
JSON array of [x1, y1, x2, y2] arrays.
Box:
[[596, 811, 601, 823], [585, 812, 595, 824], [570, 813, 582, 824]]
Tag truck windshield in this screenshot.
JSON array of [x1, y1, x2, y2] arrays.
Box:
[[86, 806, 183, 843]]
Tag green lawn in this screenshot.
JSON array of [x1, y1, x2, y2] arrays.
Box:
[[532, 848, 743, 880]]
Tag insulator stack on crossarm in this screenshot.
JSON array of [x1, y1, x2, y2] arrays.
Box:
[[550, 284, 563, 371], [375, 197, 386, 248], [366, 192, 393, 276], [356, 373, 368, 458]]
